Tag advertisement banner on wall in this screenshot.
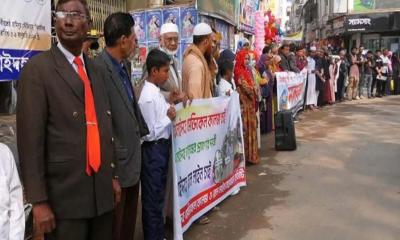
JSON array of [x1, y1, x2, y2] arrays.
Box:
[[239, 0, 259, 34], [216, 19, 229, 49], [180, 7, 198, 40], [163, 7, 180, 27], [353, 0, 400, 12], [0, 0, 51, 81], [130, 6, 199, 84], [146, 10, 162, 42], [133, 11, 146, 43], [196, 0, 238, 24], [172, 93, 246, 240], [276, 71, 307, 115]]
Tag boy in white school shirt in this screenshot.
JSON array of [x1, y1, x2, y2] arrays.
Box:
[[138, 49, 177, 240], [0, 143, 24, 240], [218, 60, 236, 96]]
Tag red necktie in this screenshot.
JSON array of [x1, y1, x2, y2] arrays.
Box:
[[73, 57, 101, 176]]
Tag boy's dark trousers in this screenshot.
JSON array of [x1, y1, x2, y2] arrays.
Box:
[[377, 79, 387, 96], [141, 139, 170, 240]]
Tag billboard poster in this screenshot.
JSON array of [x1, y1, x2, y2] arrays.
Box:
[[353, 0, 400, 12], [146, 10, 162, 42], [180, 40, 192, 62], [239, 0, 258, 33], [163, 7, 180, 28], [180, 7, 197, 40], [215, 19, 229, 50], [0, 0, 51, 81], [132, 11, 146, 43]]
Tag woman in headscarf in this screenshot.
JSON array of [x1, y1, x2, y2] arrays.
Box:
[[234, 49, 260, 165], [256, 53, 274, 134]]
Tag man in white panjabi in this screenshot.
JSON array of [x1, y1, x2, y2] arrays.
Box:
[[306, 47, 319, 110], [0, 143, 24, 240]]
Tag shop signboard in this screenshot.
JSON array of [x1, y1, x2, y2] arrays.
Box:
[[345, 13, 390, 32], [196, 0, 238, 24]]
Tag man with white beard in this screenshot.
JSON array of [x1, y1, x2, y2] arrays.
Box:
[[137, 23, 191, 227], [138, 23, 189, 104]]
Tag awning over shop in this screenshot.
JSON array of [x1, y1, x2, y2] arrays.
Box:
[[282, 31, 303, 42]]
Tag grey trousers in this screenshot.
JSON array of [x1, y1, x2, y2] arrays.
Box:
[[358, 73, 366, 97], [365, 74, 373, 97]]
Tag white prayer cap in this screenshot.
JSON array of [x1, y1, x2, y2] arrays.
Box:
[[310, 46, 317, 52], [160, 23, 179, 35], [193, 23, 212, 36]]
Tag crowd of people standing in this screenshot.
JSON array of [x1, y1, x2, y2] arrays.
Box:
[[2, 0, 400, 239]]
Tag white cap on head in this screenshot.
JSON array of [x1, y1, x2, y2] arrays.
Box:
[[310, 46, 317, 52], [160, 23, 179, 35], [193, 23, 212, 36]]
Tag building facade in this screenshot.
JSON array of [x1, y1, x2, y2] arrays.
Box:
[[289, 0, 400, 53]]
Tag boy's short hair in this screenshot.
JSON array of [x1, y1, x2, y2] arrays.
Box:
[[219, 60, 233, 77], [146, 49, 171, 75]]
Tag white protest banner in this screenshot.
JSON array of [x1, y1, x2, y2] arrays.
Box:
[[172, 92, 246, 240], [0, 0, 51, 80], [276, 71, 307, 114]]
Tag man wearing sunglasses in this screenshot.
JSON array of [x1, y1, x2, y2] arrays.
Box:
[[17, 0, 116, 239]]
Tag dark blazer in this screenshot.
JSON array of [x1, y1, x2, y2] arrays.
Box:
[[17, 45, 115, 219], [280, 53, 300, 73], [95, 50, 148, 188]]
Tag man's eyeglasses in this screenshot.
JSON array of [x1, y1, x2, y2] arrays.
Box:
[[54, 11, 87, 21]]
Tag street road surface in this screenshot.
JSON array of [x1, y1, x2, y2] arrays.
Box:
[[184, 96, 400, 240]]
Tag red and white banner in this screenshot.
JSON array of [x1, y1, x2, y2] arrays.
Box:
[[172, 92, 246, 239], [276, 71, 307, 114]]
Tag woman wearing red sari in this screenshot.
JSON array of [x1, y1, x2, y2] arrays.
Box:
[[234, 50, 260, 165]]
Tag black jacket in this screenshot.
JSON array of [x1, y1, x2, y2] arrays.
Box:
[[95, 50, 149, 188]]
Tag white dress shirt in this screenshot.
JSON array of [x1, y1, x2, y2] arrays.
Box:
[[57, 42, 86, 74], [139, 81, 172, 141], [0, 143, 24, 240], [218, 78, 236, 97]]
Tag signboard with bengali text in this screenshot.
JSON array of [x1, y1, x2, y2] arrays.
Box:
[[0, 0, 51, 81], [172, 92, 246, 240], [276, 71, 307, 115]]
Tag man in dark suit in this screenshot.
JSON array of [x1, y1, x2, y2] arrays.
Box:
[[17, 0, 119, 239], [94, 12, 148, 240], [279, 44, 300, 73]]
